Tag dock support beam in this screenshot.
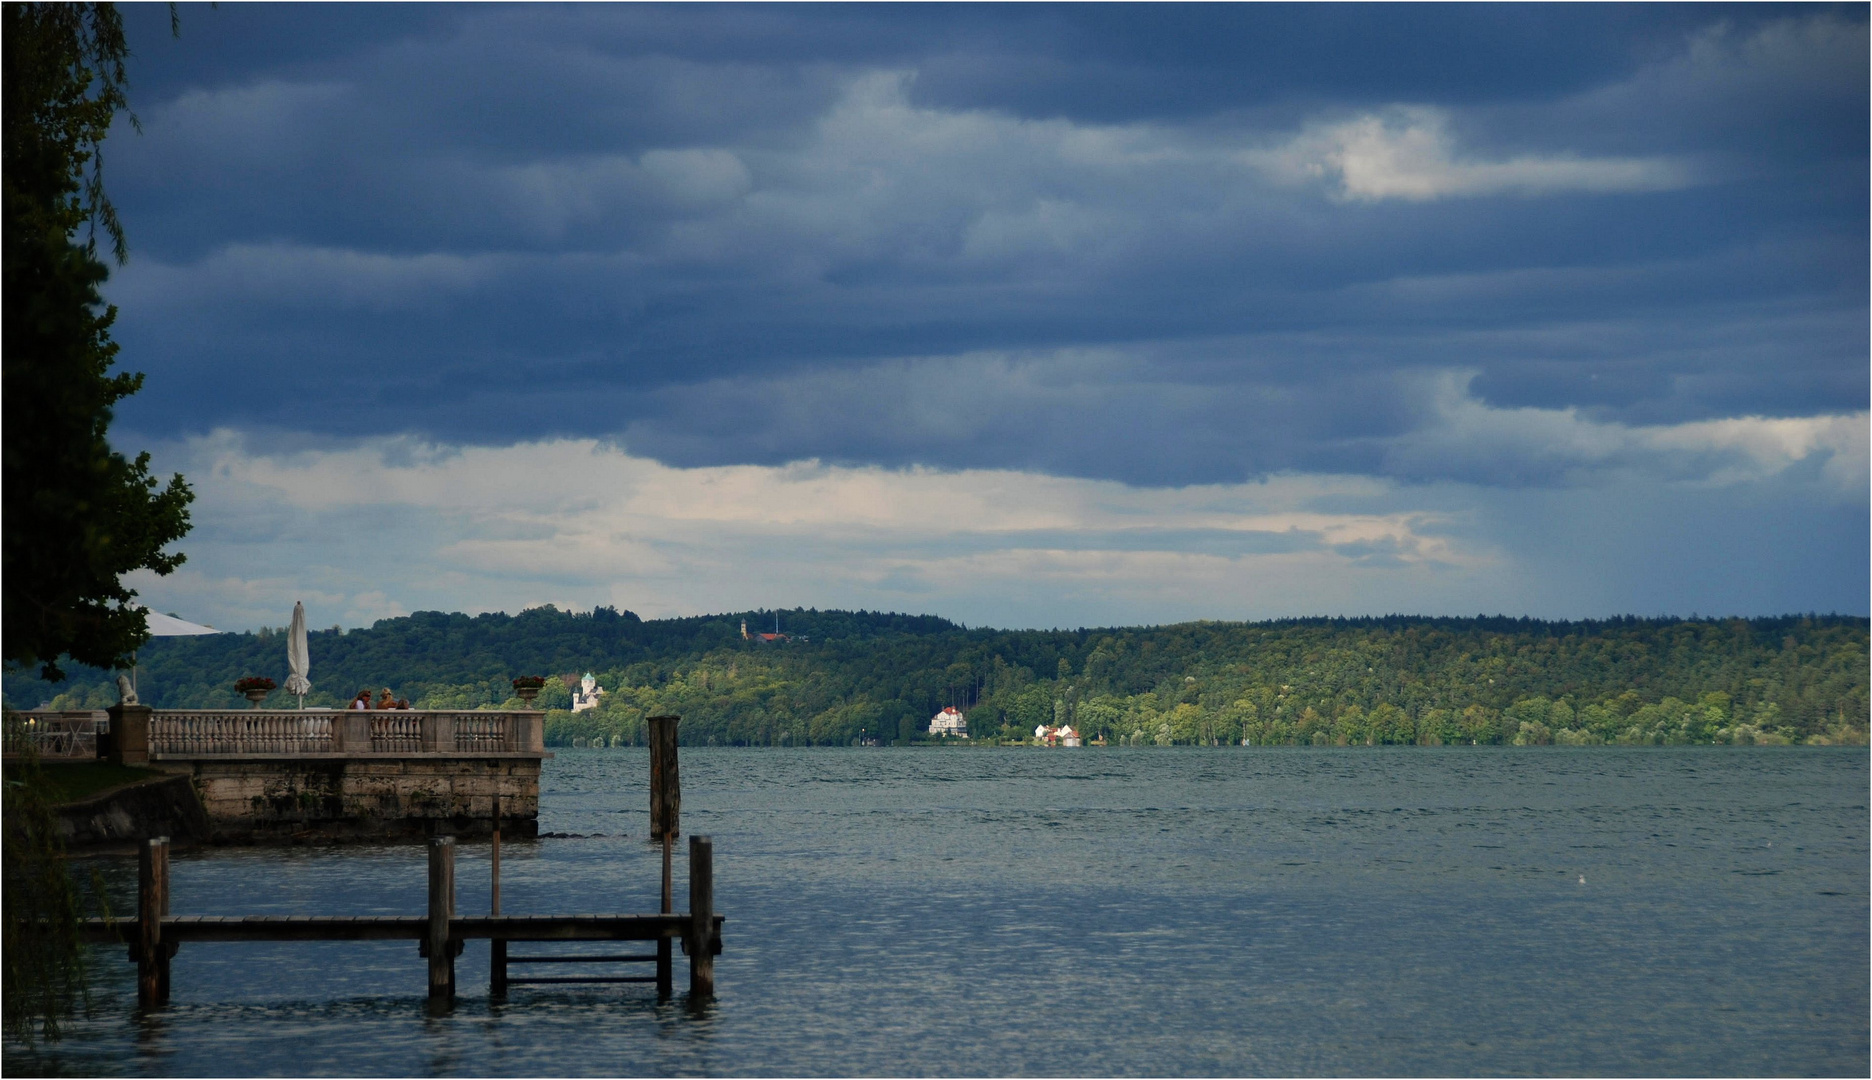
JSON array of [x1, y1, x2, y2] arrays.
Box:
[[427, 836, 456, 1002], [650, 715, 680, 997], [136, 836, 170, 1009], [688, 834, 714, 998], [648, 715, 680, 841], [657, 830, 674, 996], [489, 794, 506, 996]]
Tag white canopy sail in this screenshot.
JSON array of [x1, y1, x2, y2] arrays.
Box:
[[140, 608, 222, 636], [128, 605, 224, 701]]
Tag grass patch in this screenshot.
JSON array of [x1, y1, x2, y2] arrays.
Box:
[[2, 761, 166, 804]]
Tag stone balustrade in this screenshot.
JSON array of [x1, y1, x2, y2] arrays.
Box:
[[102, 705, 545, 765]]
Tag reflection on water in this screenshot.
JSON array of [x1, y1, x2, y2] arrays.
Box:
[[8, 748, 1868, 1077]]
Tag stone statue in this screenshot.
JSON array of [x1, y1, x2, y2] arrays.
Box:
[[116, 674, 139, 706]]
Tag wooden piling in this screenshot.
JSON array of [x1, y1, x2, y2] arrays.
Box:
[[688, 834, 714, 998], [136, 836, 170, 1008], [490, 793, 506, 996], [650, 715, 680, 996], [648, 715, 680, 841], [156, 837, 172, 1004], [427, 836, 456, 1001], [657, 830, 673, 996]]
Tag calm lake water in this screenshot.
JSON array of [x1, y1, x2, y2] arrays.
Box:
[[9, 748, 1868, 1077]]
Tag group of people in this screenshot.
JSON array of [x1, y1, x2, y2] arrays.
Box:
[[350, 688, 411, 710]]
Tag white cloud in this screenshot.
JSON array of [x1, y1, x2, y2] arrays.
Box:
[[123, 429, 1500, 631], [118, 376, 1866, 633], [1255, 106, 1693, 201], [1386, 373, 1868, 492]]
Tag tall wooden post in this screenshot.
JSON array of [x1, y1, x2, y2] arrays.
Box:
[[427, 836, 456, 1002], [657, 830, 673, 996], [489, 793, 506, 996], [648, 715, 680, 841], [651, 716, 679, 996], [688, 834, 714, 998], [155, 837, 171, 1003], [137, 836, 170, 1008]]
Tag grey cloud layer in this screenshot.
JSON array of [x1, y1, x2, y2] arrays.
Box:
[[102, 5, 1865, 492]]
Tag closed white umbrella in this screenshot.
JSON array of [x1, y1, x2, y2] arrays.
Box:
[[285, 601, 312, 709]]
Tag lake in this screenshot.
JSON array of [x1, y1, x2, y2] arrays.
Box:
[[9, 747, 1868, 1077]]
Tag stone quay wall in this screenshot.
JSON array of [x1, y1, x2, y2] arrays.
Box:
[[101, 704, 551, 844], [167, 754, 544, 843]]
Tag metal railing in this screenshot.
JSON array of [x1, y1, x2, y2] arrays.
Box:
[[2, 711, 106, 759]]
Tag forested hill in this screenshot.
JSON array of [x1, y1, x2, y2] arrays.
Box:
[[5, 608, 1865, 748]]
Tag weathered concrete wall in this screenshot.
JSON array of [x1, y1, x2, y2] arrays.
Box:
[[56, 773, 212, 848], [164, 755, 543, 844]]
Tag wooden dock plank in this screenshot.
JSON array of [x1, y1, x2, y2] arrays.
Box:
[[504, 954, 660, 964], [78, 913, 723, 945], [505, 976, 660, 985]]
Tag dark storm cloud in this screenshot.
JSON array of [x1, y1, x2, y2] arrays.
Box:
[[102, 3, 1866, 488]]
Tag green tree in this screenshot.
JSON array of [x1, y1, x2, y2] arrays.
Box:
[[1, 742, 90, 1045], [3, 2, 192, 681], [1166, 701, 1205, 744]]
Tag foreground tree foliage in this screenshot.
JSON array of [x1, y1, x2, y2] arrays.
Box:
[[3, 4, 180, 1048], [3, 1, 192, 682], [9, 608, 1865, 748], [1, 738, 89, 1046]]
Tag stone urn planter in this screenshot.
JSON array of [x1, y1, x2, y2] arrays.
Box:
[[512, 676, 545, 705], [236, 678, 276, 708]]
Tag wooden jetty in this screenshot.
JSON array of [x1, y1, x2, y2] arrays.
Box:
[[77, 713, 720, 1008], [80, 834, 720, 1007]]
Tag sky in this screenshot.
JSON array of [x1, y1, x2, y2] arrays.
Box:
[[97, 3, 1867, 632]]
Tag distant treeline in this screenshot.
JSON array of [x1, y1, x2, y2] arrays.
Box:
[[5, 608, 1866, 747]]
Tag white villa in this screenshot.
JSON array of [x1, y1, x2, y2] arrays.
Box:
[[1034, 724, 1081, 747], [930, 706, 969, 738], [570, 672, 607, 713]]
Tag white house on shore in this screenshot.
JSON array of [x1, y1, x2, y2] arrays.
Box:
[[1033, 724, 1081, 747], [930, 706, 969, 738]]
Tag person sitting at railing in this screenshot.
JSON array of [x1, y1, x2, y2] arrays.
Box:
[[376, 688, 396, 710], [351, 690, 373, 710]]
